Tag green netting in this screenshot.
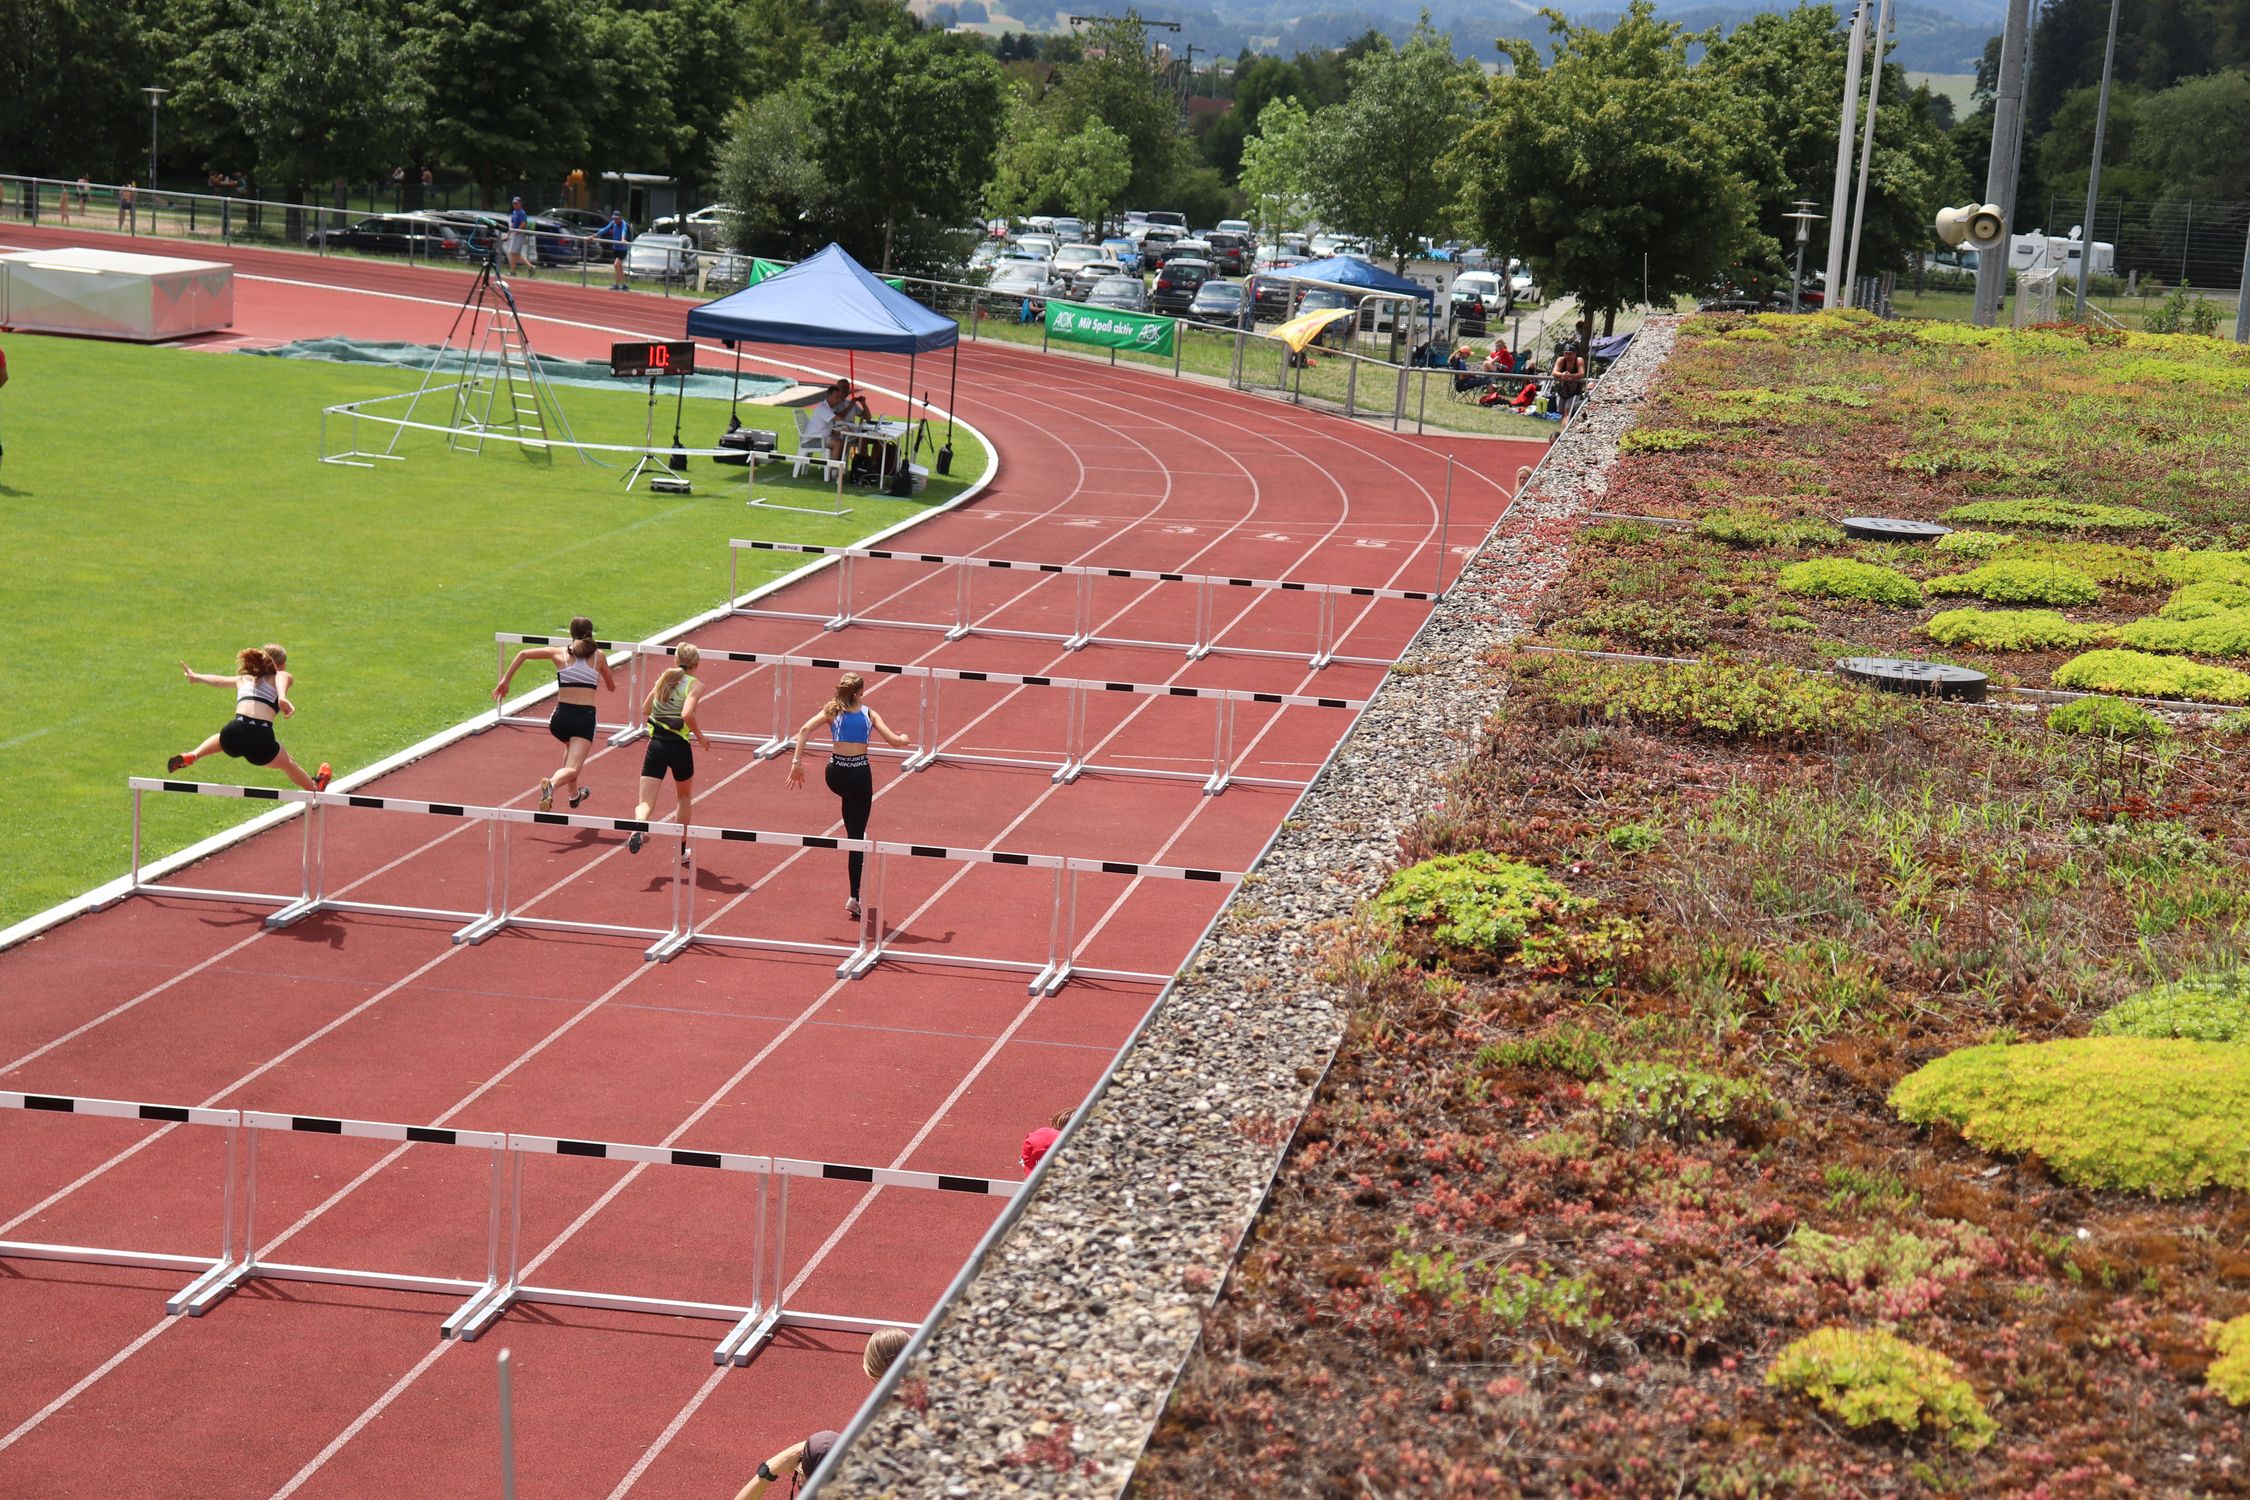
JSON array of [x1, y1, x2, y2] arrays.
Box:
[[244, 337, 793, 403]]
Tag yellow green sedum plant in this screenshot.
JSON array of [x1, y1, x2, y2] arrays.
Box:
[[2209, 1315, 2250, 1407], [2092, 972, 2250, 1043], [1923, 608, 2103, 652], [2052, 649, 2250, 703], [1925, 560, 2104, 606], [2110, 607, 2250, 658], [1941, 499, 2173, 533], [1777, 559, 1923, 608], [1765, 1328, 1997, 1451], [1372, 852, 1595, 969], [1889, 1037, 2250, 1197]]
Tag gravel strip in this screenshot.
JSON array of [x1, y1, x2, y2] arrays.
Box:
[[818, 319, 1681, 1498]]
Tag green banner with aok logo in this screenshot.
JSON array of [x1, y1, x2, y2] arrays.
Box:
[[1045, 300, 1177, 357]]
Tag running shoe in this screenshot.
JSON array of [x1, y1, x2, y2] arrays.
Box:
[[569, 787, 593, 808], [313, 764, 333, 792], [538, 778, 554, 812], [166, 753, 189, 773], [627, 830, 645, 855], [678, 845, 692, 867], [846, 897, 862, 920]]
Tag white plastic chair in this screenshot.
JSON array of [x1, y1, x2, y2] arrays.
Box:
[[789, 408, 838, 480]]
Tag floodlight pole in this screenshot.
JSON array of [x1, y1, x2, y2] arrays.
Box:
[[1786, 204, 1822, 313], [142, 87, 168, 187], [1843, 0, 1894, 306], [1973, 0, 2033, 326], [2073, 0, 2123, 323], [1823, 2, 1871, 308]]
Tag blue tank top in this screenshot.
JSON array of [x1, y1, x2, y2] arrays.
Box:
[[832, 707, 870, 742]]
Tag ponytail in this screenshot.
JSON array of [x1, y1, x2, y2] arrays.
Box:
[[568, 616, 597, 659], [652, 644, 701, 704], [822, 672, 865, 720], [237, 646, 276, 678], [263, 643, 287, 670]]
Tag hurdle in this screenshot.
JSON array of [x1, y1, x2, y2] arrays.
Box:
[[488, 632, 645, 747], [727, 540, 1434, 670], [0, 1090, 1016, 1366], [620, 639, 1368, 796], [125, 780, 1239, 988]]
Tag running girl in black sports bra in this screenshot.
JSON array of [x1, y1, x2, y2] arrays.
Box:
[[168, 644, 333, 791], [627, 644, 712, 864], [494, 615, 617, 811], [785, 671, 911, 918]]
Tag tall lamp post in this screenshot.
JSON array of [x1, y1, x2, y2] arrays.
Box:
[[1785, 203, 1823, 312], [142, 86, 169, 188], [2072, 0, 2123, 323]]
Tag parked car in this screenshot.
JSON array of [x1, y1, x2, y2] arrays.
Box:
[[1138, 227, 1182, 265], [1083, 274, 1150, 313], [1164, 237, 1213, 270], [1296, 286, 1356, 348], [1248, 265, 1299, 319], [1188, 279, 1248, 324], [1150, 256, 1214, 315], [1508, 259, 1540, 302], [306, 212, 473, 258], [1145, 210, 1187, 230], [1014, 233, 1058, 263], [1450, 269, 1508, 331], [1099, 235, 1140, 273], [625, 231, 696, 281], [650, 204, 729, 248], [1050, 216, 1086, 244], [1203, 230, 1251, 276], [525, 215, 586, 265], [542, 207, 613, 232], [1053, 243, 1106, 278], [1214, 218, 1253, 239], [1069, 259, 1127, 300], [988, 259, 1057, 313]]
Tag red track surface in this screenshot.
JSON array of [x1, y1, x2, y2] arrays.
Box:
[[0, 230, 1543, 1498]]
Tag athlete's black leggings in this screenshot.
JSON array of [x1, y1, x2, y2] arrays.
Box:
[[825, 756, 874, 898]]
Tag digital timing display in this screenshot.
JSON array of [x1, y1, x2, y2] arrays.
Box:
[[610, 340, 697, 377]]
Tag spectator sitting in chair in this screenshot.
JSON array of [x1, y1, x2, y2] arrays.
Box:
[[1484, 340, 1514, 374], [803, 380, 871, 463]]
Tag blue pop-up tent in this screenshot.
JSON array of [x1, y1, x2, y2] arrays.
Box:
[[1264, 254, 1437, 304], [686, 242, 962, 456]]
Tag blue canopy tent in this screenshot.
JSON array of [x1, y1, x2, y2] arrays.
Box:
[[1261, 254, 1437, 357], [686, 242, 963, 466]]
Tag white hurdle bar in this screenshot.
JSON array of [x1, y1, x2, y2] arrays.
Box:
[[622, 639, 1368, 796], [125, 780, 1240, 989], [489, 632, 646, 747], [0, 1091, 1013, 1366], [728, 539, 1430, 670]]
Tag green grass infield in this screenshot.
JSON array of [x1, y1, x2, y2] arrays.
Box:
[[0, 333, 989, 928]]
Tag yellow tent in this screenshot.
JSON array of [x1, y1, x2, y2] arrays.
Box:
[[1269, 306, 1355, 353]]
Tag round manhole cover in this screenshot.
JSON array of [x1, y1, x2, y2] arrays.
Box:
[[1837, 657, 1989, 701], [1840, 516, 1952, 542]]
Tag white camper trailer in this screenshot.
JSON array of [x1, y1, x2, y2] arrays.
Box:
[[2007, 231, 2116, 281]]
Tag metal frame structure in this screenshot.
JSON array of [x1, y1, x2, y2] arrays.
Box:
[[496, 632, 1367, 796], [0, 1090, 1014, 1366], [728, 540, 1438, 671], [123, 779, 1238, 992]]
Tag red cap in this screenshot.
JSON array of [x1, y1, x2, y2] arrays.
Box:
[[1021, 1126, 1061, 1174]]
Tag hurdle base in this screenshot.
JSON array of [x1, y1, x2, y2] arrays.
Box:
[[1202, 770, 1231, 797], [751, 735, 791, 762], [821, 614, 852, 633], [1185, 642, 1213, 661], [645, 928, 694, 963], [1062, 633, 1091, 652], [714, 1304, 782, 1366], [1049, 758, 1085, 786], [1028, 960, 1074, 996], [605, 725, 645, 748], [454, 913, 509, 946], [900, 746, 938, 773], [169, 1256, 254, 1316], [942, 623, 971, 642], [443, 1278, 517, 1342]]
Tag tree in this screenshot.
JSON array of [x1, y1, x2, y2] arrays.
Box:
[[714, 86, 830, 261], [642, 0, 758, 193], [1703, 5, 1962, 292], [1463, 1, 1761, 333], [2130, 69, 2250, 201], [207, 0, 426, 202], [1043, 13, 1181, 207], [1238, 95, 1314, 239], [1199, 55, 1310, 177], [0, 0, 156, 179], [402, 0, 600, 202], [809, 32, 1004, 270], [2036, 81, 2158, 205], [1303, 19, 1481, 266], [988, 94, 1131, 227]]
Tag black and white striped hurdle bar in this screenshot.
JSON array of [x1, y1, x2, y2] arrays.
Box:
[[0, 1090, 997, 1362], [726, 538, 1411, 670], [490, 632, 646, 745], [126, 779, 1238, 985], [623, 638, 1368, 795]]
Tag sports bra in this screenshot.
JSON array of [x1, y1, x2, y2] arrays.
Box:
[[649, 674, 699, 737], [831, 707, 870, 743], [237, 674, 279, 710], [557, 647, 601, 687]]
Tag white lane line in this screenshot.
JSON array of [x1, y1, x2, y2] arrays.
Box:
[[0, 1318, 174, 1454]]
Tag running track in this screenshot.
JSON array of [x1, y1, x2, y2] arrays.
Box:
[[0, 230, 1543, 1499]]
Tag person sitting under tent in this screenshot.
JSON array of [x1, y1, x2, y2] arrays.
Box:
[[800, 379, 871, 463]]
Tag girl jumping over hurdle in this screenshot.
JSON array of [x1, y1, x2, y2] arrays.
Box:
[[168, 645, 333, 792], [492, 615, 617, 811], [627, 644, 711, 864], [785, 672, 911, 919]]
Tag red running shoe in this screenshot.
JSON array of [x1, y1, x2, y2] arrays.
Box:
[[313, 763, 333, 792]]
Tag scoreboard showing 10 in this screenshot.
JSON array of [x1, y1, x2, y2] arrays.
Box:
[[609, 340, 698, 378]]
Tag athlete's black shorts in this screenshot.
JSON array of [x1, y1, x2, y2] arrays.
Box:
[[549, 703, 598, 745], [640, 732, 695, 782], [219, 714, 280, 766]]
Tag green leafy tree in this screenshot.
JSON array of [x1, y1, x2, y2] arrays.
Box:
[[810, 32, 1004, 270], [1238, 95, 1315, 239], [644, 0, 756, 193], [2036, 81, 2159, 205], [1463, 1, 1760, 334], [988, 95, 1131, 227], [1702, 4, 1961, 293], [1043, 12, 1181, 207], [0, 0, 156, 179], [714, 86, 829, 259], [2130, 69, 2250, 202], [1200, 55, 1310, 177], [213, 0, 427, 203], [1304, 19, 1481, 266], [402, 0, 600, 202]]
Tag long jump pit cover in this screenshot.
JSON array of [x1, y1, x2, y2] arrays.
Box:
[[0, 247, 234, 341]]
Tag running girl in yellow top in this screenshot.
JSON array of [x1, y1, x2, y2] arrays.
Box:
[[628, 644, 712, 864], [785, 672, 911, 918], [493, 615, 617, 811], [168, 644, 333, 791]]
